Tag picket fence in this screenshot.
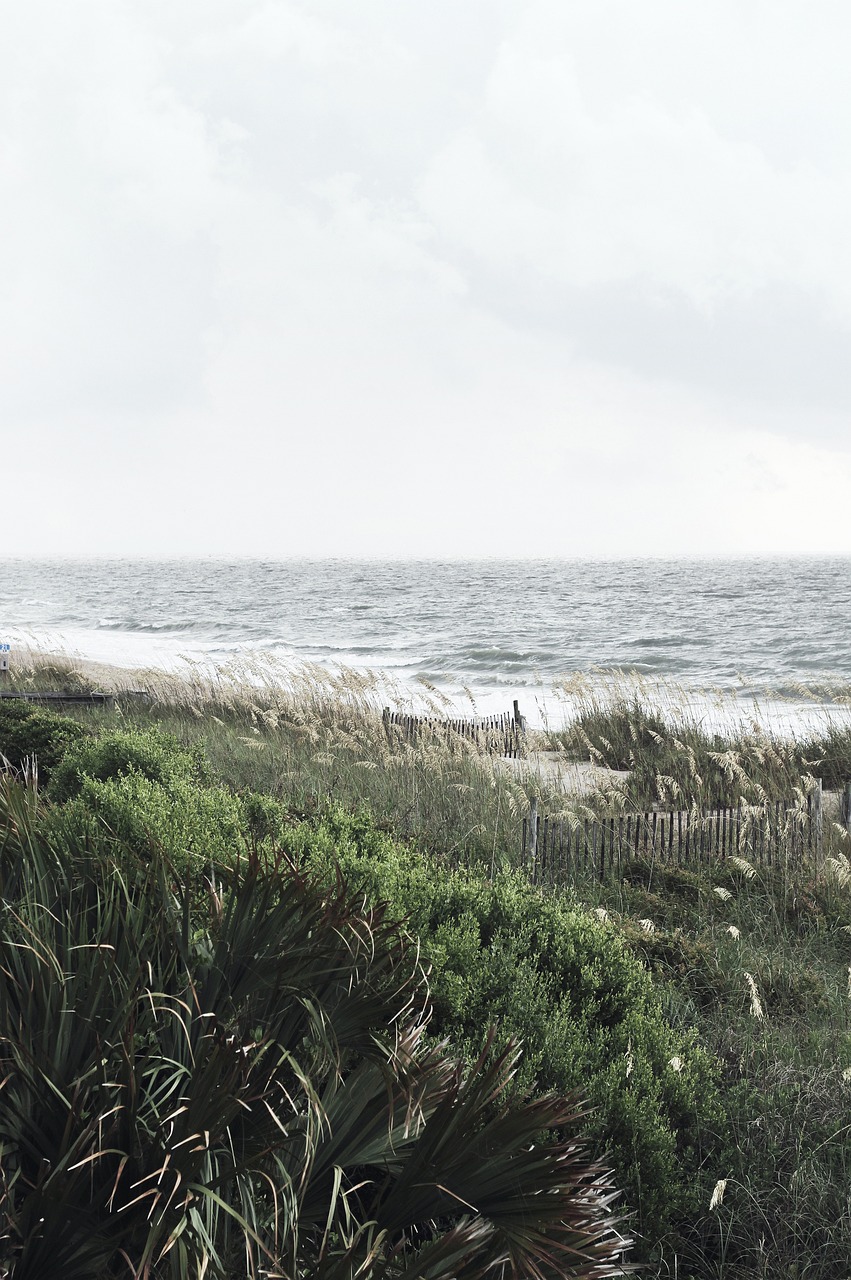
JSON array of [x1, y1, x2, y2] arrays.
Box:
[[521, 786, 824, 885], [382, 703, 526, 758]]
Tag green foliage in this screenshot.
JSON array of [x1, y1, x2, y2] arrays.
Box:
[[562, 696, 670, 772], [282, 805, 722, 1246], [14, 655, 851, 1278], [48, 726, 210, 802], [43, 728, 237, 875], [0, 700, 87, 781], [45, 771, 248, 872], [241, 788, 289, 844], [0, 775, 629, 1280]]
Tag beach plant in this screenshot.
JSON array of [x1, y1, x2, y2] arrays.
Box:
[[281, 805, 723, 1249], [44, 771, 248, 874], [47, 726, 210, 802], [0, 700, 87, 782], [12, 653, 851, 1277], [551, 678, 833, 812], [0, 773, 631, 1280]]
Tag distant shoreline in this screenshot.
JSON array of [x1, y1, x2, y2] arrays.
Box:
[[6, 643, 851, 742]]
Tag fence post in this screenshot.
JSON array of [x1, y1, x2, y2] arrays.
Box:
[[808, 779, 824, 872], [527, 797, 538, 874], [843, 781, 851, 838]]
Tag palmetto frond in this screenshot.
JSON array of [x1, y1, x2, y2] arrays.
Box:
[[0, 775, 630, 1279]]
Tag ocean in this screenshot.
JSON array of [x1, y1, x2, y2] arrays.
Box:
[[3, 558, 851, 729]]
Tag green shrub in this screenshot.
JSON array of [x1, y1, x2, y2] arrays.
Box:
[[48, 726, 210, 802], [46, 772, 247, 872], [0, 700, 88, 781], [0, 774, 630, 1280], [241, 789, 289, 844], [562, 697, 670, 771], [282, 805, 723, 1247], [560, 695, 810, 810]]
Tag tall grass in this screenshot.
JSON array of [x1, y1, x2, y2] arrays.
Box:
[[549, 673, 851, 812], [8, 653, 851, 1277], [5, 653, 548, 866]]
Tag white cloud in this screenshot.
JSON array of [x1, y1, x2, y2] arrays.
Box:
[[422, 3, 851, 313], [1, 0, 850, 555]]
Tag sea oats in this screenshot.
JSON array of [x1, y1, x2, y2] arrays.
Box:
[[827, 852, 851, 888], [709, 1179, 727, 1210], [743, 972, 765, 1021]]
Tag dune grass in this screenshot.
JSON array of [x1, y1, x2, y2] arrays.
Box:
[[5, 653, 851, 1277]]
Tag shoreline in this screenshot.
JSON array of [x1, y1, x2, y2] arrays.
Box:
[[6, 641, 851, 740], [7, 641, 851, 742]]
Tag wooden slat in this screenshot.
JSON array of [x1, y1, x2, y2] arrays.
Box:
[[0, 691, 114, 704]]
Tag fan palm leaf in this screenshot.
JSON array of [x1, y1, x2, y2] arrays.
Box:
[[0, 775, 630, 1279]]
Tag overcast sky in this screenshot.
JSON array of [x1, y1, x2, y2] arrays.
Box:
[[3, 1, 851, 557]]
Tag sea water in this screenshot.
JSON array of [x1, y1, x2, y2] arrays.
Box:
[[3, 558, 851, 731]]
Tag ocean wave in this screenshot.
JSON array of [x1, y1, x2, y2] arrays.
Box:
[[96, 619, 205, 634], [5, 558, 851, 709]]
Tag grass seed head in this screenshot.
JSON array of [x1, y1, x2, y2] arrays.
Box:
[[743, 971, 766, 1021], [709, 1179, 728, 1210]]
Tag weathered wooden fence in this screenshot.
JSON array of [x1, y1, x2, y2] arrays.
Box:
[[521, 785, 824, 885], [383, 700, 526, 758], [0, 691, 118, 706]]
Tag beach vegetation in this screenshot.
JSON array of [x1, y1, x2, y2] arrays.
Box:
[[0, 699, 87, 782], [5, 655, 851, 1277], [0, 772, 629, 1279]]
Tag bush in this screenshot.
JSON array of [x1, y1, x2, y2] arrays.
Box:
[[48, 726, 209, 802], [45, 772, 249, 873], [282, 805, 723, 1247], [0, 775, 630, 1280], [0, 700, 88, 781]]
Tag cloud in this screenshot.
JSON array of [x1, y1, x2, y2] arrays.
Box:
[[419, 2, 851, 420], [1, 0, 850, 555]]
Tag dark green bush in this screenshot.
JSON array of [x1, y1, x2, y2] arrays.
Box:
[[281, 804, 723, 1247], [560, 697, 812, 809], [241, 789, 289, 844], [45, 772, 248, 872], [48, 726, 210, 802], [562, 697, 670, 772], [0, 700, 88, 781], [802, 723, 851, 789]]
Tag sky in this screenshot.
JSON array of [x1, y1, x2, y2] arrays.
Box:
[[3, 0, 851, 558]]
